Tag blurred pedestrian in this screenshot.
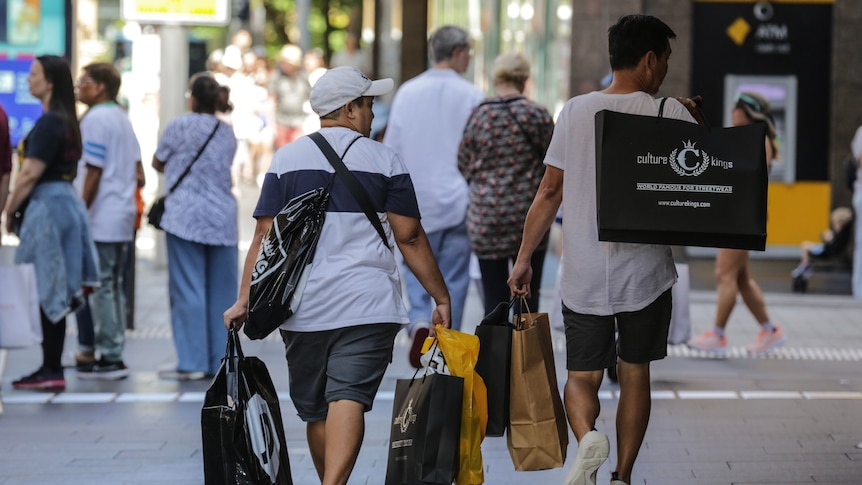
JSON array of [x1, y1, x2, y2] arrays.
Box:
[[688, 92, 785, 355], [330, 31, 372, 76], [224, 66, 451, 485], [152, 75, 238, 380], [457, 52, 553, 315], [269, 44, 311, 149], [851, 124, 862, 298], [507, 15, 698, 485], [71, 62, 142, 380], [304, 47, 328, 87], [0, 102, 10, 214], [384, 25, 485, 367], [2, 55, 99, 391]]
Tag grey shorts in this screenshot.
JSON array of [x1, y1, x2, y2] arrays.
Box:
[[562, 289, 672, 371], [280, 323, 401, 422]]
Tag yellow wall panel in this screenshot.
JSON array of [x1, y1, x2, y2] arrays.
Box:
[[766, 182, 831, 245]]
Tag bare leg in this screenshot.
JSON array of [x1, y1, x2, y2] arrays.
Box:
[[713, 248, 747, 329], [564, 369, 604, 441], [321, 400, 365, 485], [307, 421, 326, 480], [736, 257, 770, 324], [614, 359, 651, 483]]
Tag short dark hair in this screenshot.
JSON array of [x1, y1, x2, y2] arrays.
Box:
[[83, 62, 122, 102], [189, 74, 220, 114], [320, 96, 368, 120], [608, 15, 676, 70]]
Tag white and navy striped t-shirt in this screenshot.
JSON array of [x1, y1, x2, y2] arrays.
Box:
[[255, 127, 420, 332], [155, 113, 238, 246]]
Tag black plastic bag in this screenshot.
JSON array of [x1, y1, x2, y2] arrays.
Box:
[[474, 298, 515, 437], [202, 328, 293, 485], [385, 372, 463, 485], [245, 187, 328, 340]]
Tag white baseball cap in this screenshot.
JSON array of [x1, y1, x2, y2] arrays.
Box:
[[309, 66, 394, 117]]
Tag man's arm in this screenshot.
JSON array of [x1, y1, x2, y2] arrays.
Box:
[[152, 155, 166, 173], [3, 157, 47, 233], [80, 164, 102, 207], [224, 216, 274, 329], [508, 165, 564, 297], [0, 172, 9, 222], [135, 160, 146, 188], [389, 212, 451, 330]]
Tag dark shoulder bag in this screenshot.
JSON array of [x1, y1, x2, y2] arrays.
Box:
[[147, 120, 220, 230], [244, 132, 389, 340]]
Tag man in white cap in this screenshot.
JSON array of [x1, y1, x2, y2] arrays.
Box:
[[225, 66, 451, 485]]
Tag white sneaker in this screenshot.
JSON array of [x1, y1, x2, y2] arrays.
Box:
[[563, 430, 610, 485]]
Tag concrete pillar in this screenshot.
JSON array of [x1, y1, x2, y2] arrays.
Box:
[[154, 25, 189, 268]]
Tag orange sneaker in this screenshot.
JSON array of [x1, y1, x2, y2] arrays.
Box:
[[687, 329, 727, 354], [746, 325, 786, 354]]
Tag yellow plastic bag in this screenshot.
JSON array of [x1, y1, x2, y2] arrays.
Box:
[[434, 325, 488, 485]]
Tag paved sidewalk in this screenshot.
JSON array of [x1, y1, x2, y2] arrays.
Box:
[[2, 253, 862, 484]]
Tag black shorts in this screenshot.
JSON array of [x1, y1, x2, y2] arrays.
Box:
[[280, 323, 401, 422], [562, 289, 672, 371]]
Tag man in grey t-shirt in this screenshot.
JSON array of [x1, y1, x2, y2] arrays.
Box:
[[509, 15, 699, 485]]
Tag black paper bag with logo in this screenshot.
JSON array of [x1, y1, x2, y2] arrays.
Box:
[[474, 298, 515, 437], [385, 373, 463, 485], [202, 328, 293, 485], [595, 108, 768, 250]]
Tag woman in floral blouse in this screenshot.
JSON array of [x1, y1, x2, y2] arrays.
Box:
[[457, 52, 554, 314]]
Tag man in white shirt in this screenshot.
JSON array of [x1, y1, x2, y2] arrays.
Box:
[[384, 25, 485, 366], [225, 67, 451, 485], [508, 15, 699, 485], [73, 62, 143, 380]]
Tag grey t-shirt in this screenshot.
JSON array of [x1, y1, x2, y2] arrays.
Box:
[[546, 91, 696, 315]]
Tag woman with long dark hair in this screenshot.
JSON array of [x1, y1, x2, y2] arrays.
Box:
[[2, 55, 99, 391]]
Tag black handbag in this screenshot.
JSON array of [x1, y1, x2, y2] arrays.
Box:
[[473, 297, 516, 437], [148, 120, 220, 230], [385, 371, 464, 485], [244, 133, 389, 340], [595, 99, 769, 250], [201, 328, 293, 485]]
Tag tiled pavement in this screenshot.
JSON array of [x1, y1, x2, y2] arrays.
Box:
[[2, 263, 862, 484], [2, 188, 862, 483]]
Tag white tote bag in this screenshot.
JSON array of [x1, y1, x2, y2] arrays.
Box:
[[668, 263, 692, 345], [0, 252, 43, 348]]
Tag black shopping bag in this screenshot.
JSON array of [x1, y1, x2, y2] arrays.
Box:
[[385, 372, 463, 485], [202, 329, 293, 485], [595, 108, 768, 250], [245, 187, 328, 340], [474, 299, 515, 437]]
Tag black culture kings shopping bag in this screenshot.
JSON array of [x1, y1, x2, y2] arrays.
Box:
[[595, 107, 768, 250]]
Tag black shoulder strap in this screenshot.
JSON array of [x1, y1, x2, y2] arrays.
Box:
[[502, 97, 545, 159], [658, 97, 668, 118], [309, 131, 391, 249], [167, 119, 220, 196]]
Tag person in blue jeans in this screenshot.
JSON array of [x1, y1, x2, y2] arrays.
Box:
[[384, 25, 485, 367], [153, 74, 238, 380]]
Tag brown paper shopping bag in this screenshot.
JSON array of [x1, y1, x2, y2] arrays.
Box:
[[506, 301, 568, 470]]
